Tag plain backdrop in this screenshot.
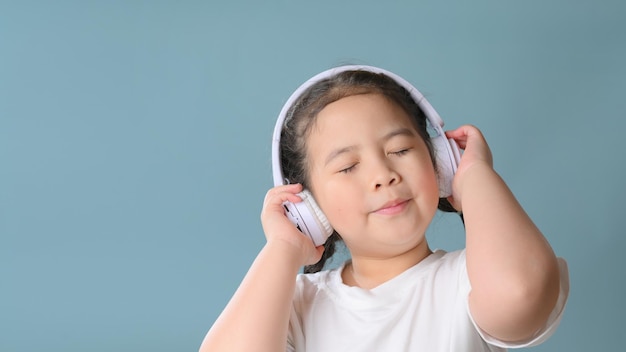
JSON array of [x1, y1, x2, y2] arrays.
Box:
[[1, 1, 625, 351]]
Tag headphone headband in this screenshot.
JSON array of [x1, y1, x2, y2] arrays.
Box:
[[271, 65, 450, 187]]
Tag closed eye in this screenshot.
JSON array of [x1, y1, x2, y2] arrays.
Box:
[[339, 163, 358, 174], [389, 148, 411, 156]]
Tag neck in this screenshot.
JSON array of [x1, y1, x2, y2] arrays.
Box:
[[342, 240, 432, 289]]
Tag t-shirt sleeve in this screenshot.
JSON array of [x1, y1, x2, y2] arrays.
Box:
[[462, 255, 570, 349]]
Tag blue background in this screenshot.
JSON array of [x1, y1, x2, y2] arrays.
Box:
[[2, 1, 624, 351]]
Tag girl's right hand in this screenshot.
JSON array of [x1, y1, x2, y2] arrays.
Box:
[[260, 184, 325, 266]]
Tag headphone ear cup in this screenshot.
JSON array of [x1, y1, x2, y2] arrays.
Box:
[[431, 135, 461, 197], [300, 190, 333, 240], [282, 190, 333, 246]]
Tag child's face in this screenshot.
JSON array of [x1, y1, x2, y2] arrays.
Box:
[[306, 94, 439, 258]]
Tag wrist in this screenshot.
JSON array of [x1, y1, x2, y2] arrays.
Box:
[[453, 162, 499, 205], [265, 237, 311, 268]]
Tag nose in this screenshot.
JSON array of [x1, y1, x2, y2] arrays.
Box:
[[371, 158, 401, 190]]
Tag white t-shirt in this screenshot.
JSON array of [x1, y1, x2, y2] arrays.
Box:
[[287, 249, 569, 352]]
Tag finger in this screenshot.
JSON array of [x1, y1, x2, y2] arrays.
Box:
[[268, 183, 303, 195], [263, 189, 304, 213], [444, 126, 464, 137], [445, 125, 483, 150], [264, 192, 302, 210], [263, 184, 303, 203], [445, 124, 481, 138], [445, 132, 468, 150], [453, 138, 468, 150]]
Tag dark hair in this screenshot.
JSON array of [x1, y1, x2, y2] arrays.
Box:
[[279, 69, 462, 273]]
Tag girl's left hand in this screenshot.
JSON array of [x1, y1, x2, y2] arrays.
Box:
[[445, 125, 494, 210]]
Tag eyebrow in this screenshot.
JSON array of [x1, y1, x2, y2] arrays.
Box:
[[323, 127, 416, 166]]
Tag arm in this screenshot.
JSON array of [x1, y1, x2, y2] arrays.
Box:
[[446, 125, 561, 342], [199, 184, 324, 352]]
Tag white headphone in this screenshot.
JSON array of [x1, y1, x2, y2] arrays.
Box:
[[271, 65, 461, 246]]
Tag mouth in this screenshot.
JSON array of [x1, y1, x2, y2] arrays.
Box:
[[373, 199, 410, 215]]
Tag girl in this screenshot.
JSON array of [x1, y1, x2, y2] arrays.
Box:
[[200, 65, 569, 351]]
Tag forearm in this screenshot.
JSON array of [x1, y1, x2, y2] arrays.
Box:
[[462, 164, 560, 341], [199, 241, 302, 352]]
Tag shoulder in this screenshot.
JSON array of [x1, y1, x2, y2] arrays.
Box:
[[295, 264, 342, 286], [294, 263, 345, 301], [291, 263, 351, 323], [423, 249, 467, 279], [433, 248, 466, 264]]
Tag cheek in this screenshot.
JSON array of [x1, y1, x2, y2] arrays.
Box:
[[422, 172, 440, 208], [323, 205, 353, 239], [314, 183, 359, 226]]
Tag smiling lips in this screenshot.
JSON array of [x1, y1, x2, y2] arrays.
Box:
[[373, 199, 410, 215]]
